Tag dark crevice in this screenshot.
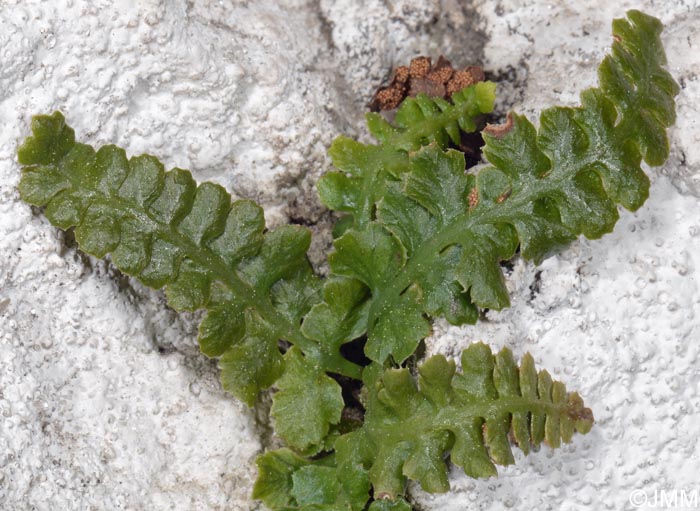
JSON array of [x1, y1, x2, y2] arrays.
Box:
[[156, 345, 176, 355], [334, 337, 372, 424], [253, 392, 276, 453], [277, 339, 292, 354], [332, 372, 365, 418], [403, 339, 427, 373], [340, 335, 372, 368], [287, 214, 317, 228], [313, 0, 336, 52], [500, 259, 515, 273], [529, 270, 542, 301], [459, 129, 486, 170]]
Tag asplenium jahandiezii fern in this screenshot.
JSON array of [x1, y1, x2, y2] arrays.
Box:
[[16, 111, 362, 414], [254, 344, 593, 510], [17, 10, 677, 511], [322, 9, 679, 366]]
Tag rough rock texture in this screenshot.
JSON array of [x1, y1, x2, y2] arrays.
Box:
[[0, 1, 698, 510]]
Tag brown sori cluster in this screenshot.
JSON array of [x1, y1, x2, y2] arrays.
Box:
[[369, 56, 485, 111]]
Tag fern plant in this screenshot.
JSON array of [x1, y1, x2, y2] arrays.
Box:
[[17, 10, 677, 510]]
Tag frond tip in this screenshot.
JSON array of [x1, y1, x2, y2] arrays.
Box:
[[350, 343, 594, 499]]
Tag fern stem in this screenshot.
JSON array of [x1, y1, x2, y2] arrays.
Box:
[[379, 396, 570, 437]]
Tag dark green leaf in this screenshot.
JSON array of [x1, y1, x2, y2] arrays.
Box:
[[302, 277, 370, 353], [599, 10, 679, 166], [254, 449, 370, 511], [291, 466, 340, 506], [219, 310, 285, 406], [17, 111, 75, 166], [253, 448, 308, 509], [271, 347, 344, 454]]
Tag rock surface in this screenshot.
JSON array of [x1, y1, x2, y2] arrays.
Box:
[[0, 1, 698, 510]]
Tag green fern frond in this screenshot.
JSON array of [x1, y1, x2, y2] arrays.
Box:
[[17, 112, 359, 412], [354, 343, 593, 499], [325, 9, 679, 365], [255, 343, 593, 509]]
